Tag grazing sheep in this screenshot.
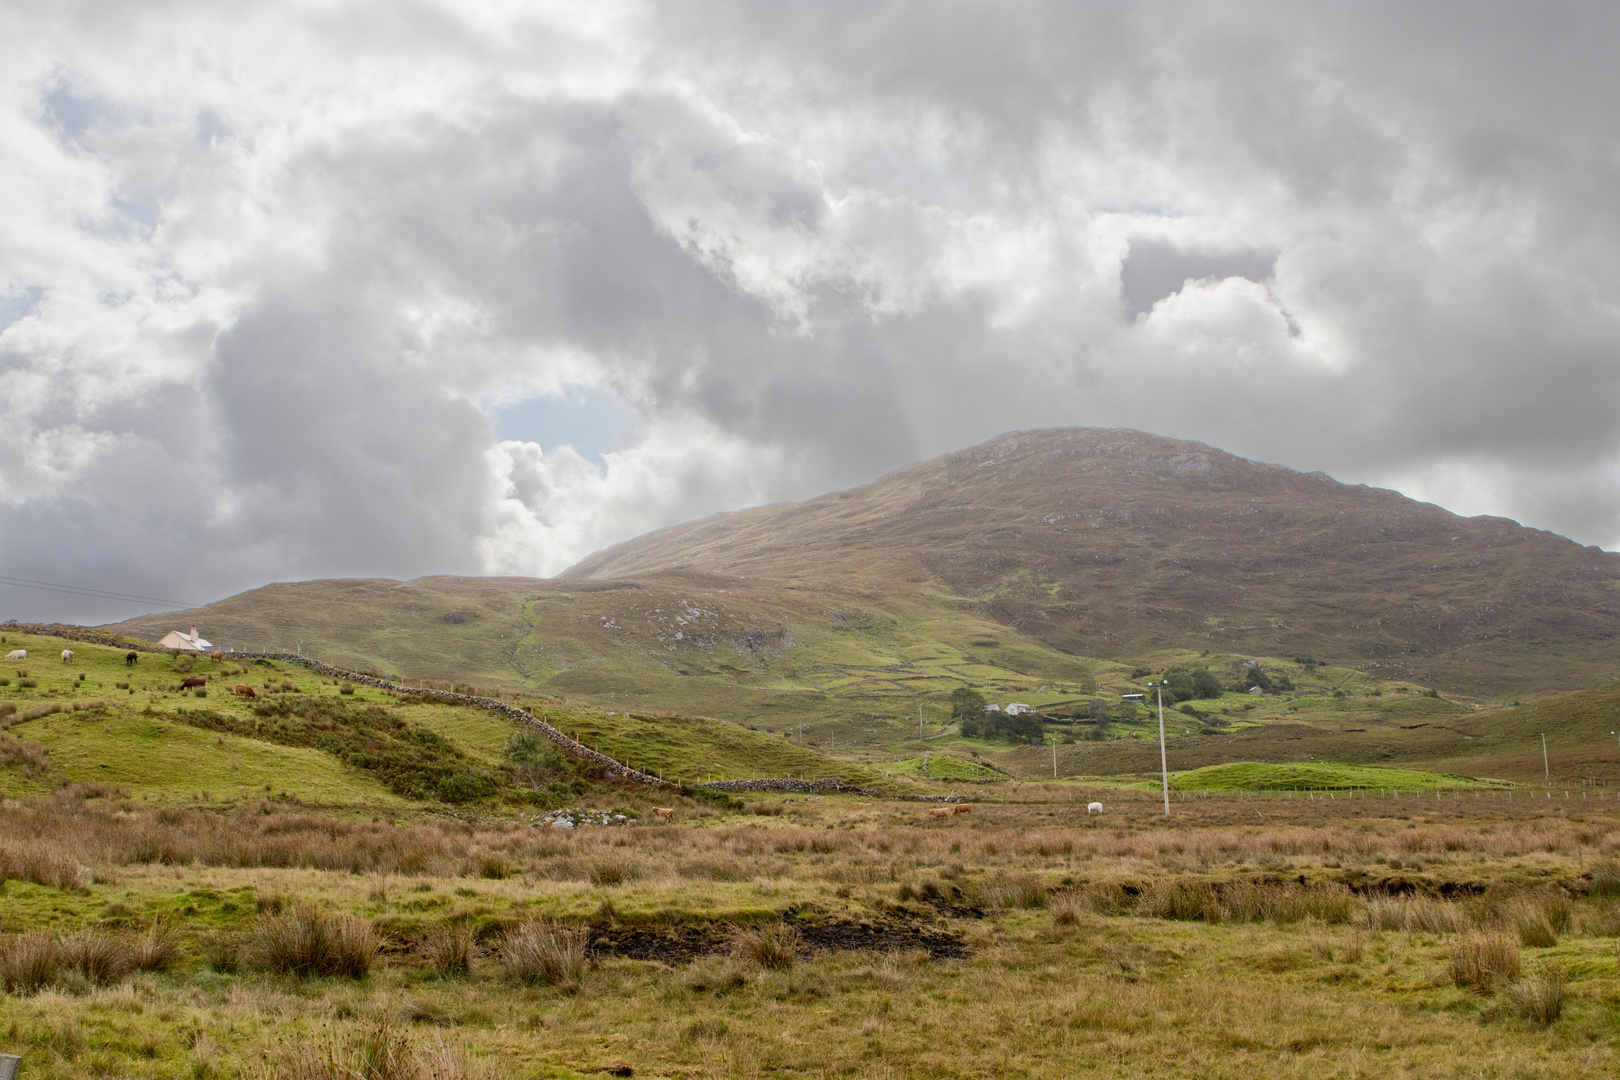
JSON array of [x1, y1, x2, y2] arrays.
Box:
[[929, 807, 953, 818], [652, 807, 676, 821], [1087, 802, 1104, 814], [60, 649, 73, 663], [125, 651, 139, 666], [4, 650, 24, 662], [234, 683, 256, 699], [181, 677, 207, 689]]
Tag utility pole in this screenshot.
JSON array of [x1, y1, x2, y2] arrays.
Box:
[[1154, 680, 1170, 817], [1050, 732, 1058, 779], [1542, 733, 1549, 780]]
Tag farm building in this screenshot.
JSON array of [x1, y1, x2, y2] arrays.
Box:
[[1004, 702, 1035, 715], [156, 626, 212, 653]]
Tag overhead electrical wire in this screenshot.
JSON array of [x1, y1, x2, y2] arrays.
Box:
[[0, 575, 197, 610]]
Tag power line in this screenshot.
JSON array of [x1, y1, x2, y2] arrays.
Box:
[[0, 575, 197, 610]]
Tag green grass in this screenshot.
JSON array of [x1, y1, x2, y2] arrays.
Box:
[[1167, 761, 1502, 792], [870, 754, 1001, 780], [10, 709, 408, 807]]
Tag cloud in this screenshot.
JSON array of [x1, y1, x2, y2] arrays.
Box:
[[2, 0, 1620, 621]]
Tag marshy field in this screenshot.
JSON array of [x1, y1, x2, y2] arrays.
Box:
[[0, 786, 1616, 1079]]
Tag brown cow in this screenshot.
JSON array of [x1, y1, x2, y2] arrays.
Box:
[[929, 807, 953, 818], [651, 807, 676, 821], [234, 684, 257, 699], [181, 677, 207, 689], [209, 651, 224, 661], [951, 803, 973, 815]]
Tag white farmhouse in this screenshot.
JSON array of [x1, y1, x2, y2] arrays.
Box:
[[156, 626, 213, 653], [1004, 702, 1035, 715]]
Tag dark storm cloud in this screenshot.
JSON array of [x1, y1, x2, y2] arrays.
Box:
[[3, 0, 1620, 621]]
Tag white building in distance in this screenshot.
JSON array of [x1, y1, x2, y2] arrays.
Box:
[[156, 626, 212, 653]]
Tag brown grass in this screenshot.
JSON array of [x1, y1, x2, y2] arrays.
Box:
[[1450, 932, 1521, 992], [421, 923, 476, 976], [253, 905, 378, 978], [259, 1019, 500, 1080], [729, 923, 802, 970], [0, 931, 63, 992], [1501, 970, 1567, 1026], [499, 922, 588, 988], [1506, 898, 1558, 947]]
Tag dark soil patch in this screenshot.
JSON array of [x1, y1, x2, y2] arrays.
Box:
[[591, 911, 968, 964]]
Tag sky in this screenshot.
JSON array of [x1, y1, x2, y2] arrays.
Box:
[[4, 1, 1620, 623]]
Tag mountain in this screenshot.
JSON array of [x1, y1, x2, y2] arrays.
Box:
[[108, 428, 1620, 716], [563, 427, 1620, 694]]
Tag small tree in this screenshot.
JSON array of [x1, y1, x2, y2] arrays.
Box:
[[950, 687, 988, 725]]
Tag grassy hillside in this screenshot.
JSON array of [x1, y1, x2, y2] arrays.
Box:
[[0, 631, 897, 810]]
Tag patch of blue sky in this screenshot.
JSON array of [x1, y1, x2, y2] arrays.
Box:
[[492, 387, 632, 463]]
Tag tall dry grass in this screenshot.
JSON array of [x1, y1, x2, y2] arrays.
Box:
[[1450, 933, 1521, 992], [259, 1020, 500, 1080], [253, 905, 379, 978], [499, 922, 588, 989]]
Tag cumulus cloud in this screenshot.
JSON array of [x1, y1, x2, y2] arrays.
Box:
[[2, 0, 1620, 621]]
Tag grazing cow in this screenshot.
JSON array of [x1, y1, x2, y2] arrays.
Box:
[[234, 683, 256, 699], [651, 807, 676, 821], [209, 651, 224, 661], [1087, 802, 1104, 814], [950, 803, 972, 815], [181, 677, 207, 689], [60, 649, 73, 663], [125, 651, 139, 667], [4, 650, 24, 662], [929, 807, 953, 818]]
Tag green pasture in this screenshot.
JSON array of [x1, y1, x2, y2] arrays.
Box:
[[1165, 761, 1503, 792]]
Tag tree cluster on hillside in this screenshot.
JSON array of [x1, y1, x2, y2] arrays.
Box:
[[952, 686, 1043, 742]]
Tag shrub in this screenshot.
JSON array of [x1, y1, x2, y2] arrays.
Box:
[[253, 905, 378, 978], [339, 684, 356, 696], [203, 932, 245, 974], [1575, 900, 1620, 937], [977, 875, 1048, 911], [730, 923, 801, 970], [1450, 933, 1521, 992], [421, 924, 475, 976], [475, 852, 516, 880], [500, 922, 588, 988], [0, 931, 64, 992], [1075, 881, 1133, 916], [1502, 970, 1567, 1026], [0, 733, 51, 779], [17, 679, 36, 688]]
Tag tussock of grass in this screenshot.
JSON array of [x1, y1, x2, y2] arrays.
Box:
[[421, 924, 476, 976], [1501, 970, 1567, 1026], [1506, 898, 1558, 947], [1450, 933, 1521, 992], [0, 836, 86, 890], [259, 1019, 500, 1080], [499, 922, 588, 988], [253, 905, 378, 978], [0, 931, 65, 992], [730, 923, 801, 970]]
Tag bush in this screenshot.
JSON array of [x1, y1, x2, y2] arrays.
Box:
[[730, 923, 801, 970], [421, 923, 475, 976], [1450, 933, 1521, 992], [0, 838, 85, 890], [1502, 971, 1567, 1026], [1587, 861, 1620, 898], [253, 905, 378, 978], [586, 855, 640, 887], [500, 922, 588, 988]]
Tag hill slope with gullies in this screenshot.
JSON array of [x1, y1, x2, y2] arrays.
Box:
[[563, 427, 1620, 694]]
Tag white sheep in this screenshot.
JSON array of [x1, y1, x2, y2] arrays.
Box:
[[1087, 801, 1104, 814], [60, 649, 73, 663], [4, 649, 24, 662]]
